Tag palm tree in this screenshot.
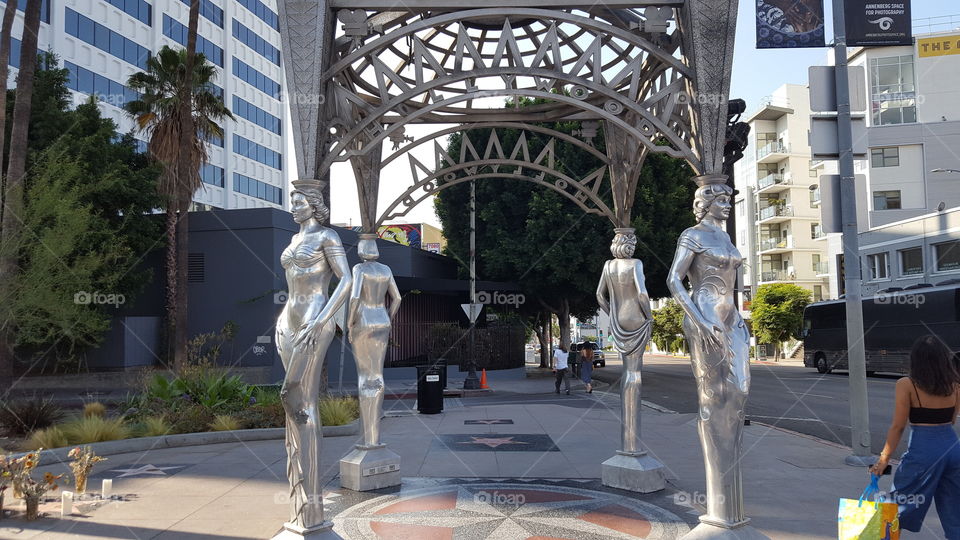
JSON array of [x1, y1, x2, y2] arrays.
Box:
[[0, 0, 42, 384], [125, 45, 232, 370]]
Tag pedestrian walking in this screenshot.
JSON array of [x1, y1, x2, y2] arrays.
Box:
[[579, 341, 594, 393], [553, 344, 570, 395], [871, 335, 960, 538]]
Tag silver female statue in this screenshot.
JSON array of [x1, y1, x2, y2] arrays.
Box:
[[347, 234, 401, 448], [667, 176, 754, 534], [597, 228, 652, 455], [596, 228, 664, 493], [275, 179, 352, 533]]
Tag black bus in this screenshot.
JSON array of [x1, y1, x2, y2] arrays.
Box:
[[803, 283, 960, 375]]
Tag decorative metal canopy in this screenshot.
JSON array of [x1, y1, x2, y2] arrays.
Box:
[[278, 0, 737, 228]]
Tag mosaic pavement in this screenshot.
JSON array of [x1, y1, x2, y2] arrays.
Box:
[[325, 478, 696, 540]]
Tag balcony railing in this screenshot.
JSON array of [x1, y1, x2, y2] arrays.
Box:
[[810, 187, 821, 205], [759, 237, 788, 251], [757, 142, 789, 159], [813, 262, 829, 274], [757, 173, 788, 189], [761, 270, 789, 282], [811, 227, 826, 239], [757, 205, 794, 221]]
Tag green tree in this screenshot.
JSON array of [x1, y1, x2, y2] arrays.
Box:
[[125, 45, 232, 370], [1, 59, 162, 369], [751, 283, 812, 361], [435, 103, 696, 359], [0, 0, 43, 383], [652, 299, 685, 353]]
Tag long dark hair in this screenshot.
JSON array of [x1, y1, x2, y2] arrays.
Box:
[[909, 335, 960, 397]]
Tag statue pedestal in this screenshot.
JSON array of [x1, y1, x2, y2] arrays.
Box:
[[600, 451, 666, 493], [680, 519, 770, 540], [272, 521, 342, 540], [339, 444, 401, 491]]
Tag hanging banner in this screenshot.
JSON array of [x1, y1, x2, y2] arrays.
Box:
[[846, 1, 912, 46], [756, 0, 826, 49]]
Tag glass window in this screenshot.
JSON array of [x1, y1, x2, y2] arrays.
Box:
[[873, 190, 902, 210], [237, 0, 279, 30], [871, 147, 900, 168], [232, 19, 280, 65], [870, 56, 917, 126], [867, 252, 889, 280], [899, 247, 923, 275], [935, 241, 960, 272], [66, 9, 149, 69]]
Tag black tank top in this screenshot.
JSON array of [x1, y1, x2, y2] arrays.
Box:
[[909, 380, 957, 424]]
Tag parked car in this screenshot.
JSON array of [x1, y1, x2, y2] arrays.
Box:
[[574, 341, 605, 368]]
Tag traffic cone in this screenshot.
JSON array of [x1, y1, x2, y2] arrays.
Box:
[[480, 369, 489, 389]]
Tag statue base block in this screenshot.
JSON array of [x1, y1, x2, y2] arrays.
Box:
[[600, 451, 666, 493], [340, 444, 401, 491], [680, 519, 770, 540], [271, 521, 342, 540]]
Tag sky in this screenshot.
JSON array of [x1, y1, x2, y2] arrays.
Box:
[[316, 0, 960, 229]]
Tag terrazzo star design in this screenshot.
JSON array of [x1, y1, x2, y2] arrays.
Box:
[[331, 481, 690, 539], [107, 464, 184, 478], [460, 436, 529, 449]]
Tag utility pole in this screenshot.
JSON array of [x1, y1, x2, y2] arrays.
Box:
[[831, 0, 873, 465], [463, 179, 481, 389]]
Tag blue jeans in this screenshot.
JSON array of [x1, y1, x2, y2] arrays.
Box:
[[889, 424, 960, 538]]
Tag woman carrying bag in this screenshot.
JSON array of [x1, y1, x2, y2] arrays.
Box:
[[870, 335, 960, 538]]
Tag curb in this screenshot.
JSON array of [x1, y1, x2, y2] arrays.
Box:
[[12, 419, 360, 462]]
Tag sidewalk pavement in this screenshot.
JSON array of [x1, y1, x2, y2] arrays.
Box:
[[1, 374, 947, 539]]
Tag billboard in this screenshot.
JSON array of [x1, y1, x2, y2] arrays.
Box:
[[756, 0, 826, 49], [917, 34, 960, 58], [377, 224, 422, 249], [845, 1, 912, 47]]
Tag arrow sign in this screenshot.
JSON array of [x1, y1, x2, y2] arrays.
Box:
[[461, 303, 483, 323]]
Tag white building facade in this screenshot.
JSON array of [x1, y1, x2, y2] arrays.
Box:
[[733, 83, 830, 311], [4, 0, 286, 210], [819, 30, 960, 297]]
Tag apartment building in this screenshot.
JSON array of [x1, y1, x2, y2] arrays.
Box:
[[733, 83, 830, 309], [817, 27, 960, 298], [3, 0, 286, 210]]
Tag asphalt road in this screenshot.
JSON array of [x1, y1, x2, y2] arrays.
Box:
[[591, 354, 960, 457]]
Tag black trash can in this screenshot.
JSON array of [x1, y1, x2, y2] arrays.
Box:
[[417, 364, 444, 414], [569, 348, 581, 379], [433, 358, 448, 389]]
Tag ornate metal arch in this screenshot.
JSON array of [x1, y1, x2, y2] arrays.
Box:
[[279, 0, 739, 229], [377, 124, 616, 226]]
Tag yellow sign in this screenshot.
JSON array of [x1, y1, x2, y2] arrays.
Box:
[[918, 35, 960, 57]]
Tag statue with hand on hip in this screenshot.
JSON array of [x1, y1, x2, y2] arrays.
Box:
[[597, 227, 652, 456], [667, 177, 751, 529], [347, 234, 401, 448], [275, 179, 352, 530]]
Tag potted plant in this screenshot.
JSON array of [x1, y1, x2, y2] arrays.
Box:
[[68, 446, 106, 495]]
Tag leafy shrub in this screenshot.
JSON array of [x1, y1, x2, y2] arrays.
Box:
[[83, 402, 106, 418], [168, 405, 216, 435], [236, 403, 284, 429], [144, 370, 253, 412], [24, 426, 68, 450], [0, 396, 65, 436], [209, 415, 241, 432], [251, 385, 281, 407], [319, 396, 359, 426], [61, 416, 131, 444]]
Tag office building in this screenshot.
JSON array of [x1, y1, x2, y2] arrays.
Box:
[[817, 27, 960, 297], [733, 83, 831, 309], [4, 0, 286, 210]]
